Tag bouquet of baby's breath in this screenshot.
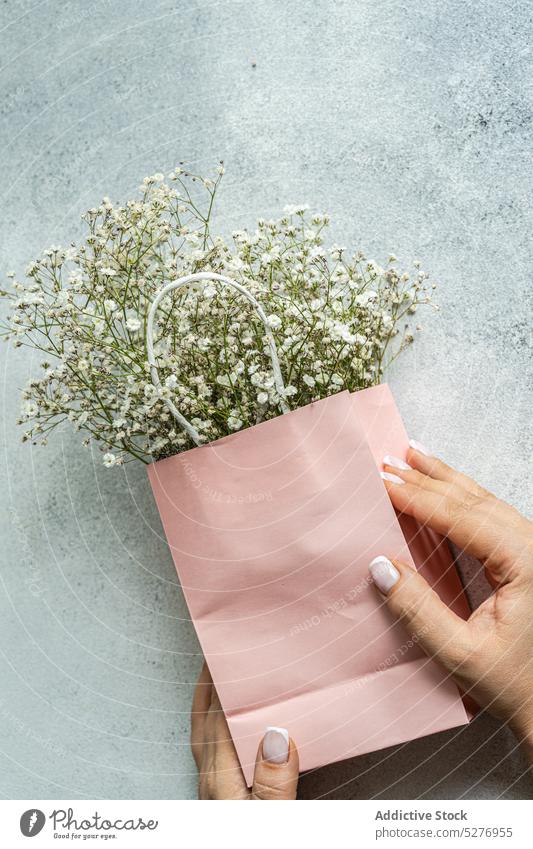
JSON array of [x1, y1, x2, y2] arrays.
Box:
[[1, 164, 434, 466]]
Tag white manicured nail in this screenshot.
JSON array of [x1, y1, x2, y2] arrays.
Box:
[[369, 556, 400, 594], [263, 727, 289, 763], [380, 471, 405, 485], [409, 439, 432, 456], [383, 454, 411, 471]]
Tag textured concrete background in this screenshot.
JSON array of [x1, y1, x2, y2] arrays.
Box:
[[1, 0, 532, 799]]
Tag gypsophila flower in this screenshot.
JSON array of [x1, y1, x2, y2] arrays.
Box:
[[23, 401, 39, 419], [267, 314, 282, 330], [1, 163, 433, 466]]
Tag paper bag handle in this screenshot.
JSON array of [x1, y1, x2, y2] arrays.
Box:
[[146, 271, 289, 445]]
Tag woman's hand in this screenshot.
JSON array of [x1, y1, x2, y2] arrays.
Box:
[[373, 442, 533, 761], [191, 662, 299, 799]]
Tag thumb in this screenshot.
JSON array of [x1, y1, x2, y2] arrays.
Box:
[[251, 727, 299, 800], [369, 556, 472, 673]]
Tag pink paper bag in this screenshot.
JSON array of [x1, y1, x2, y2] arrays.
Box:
[[148, 384, 471, 785]]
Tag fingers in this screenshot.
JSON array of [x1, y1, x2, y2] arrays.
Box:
[[197, 683, 250, 800], [191, 664, 300, 800], [190, 662, 213, 768], [251, 728, 299, 800], [382, 452, 524, 580], [204, 686, 241, 765], [406, 446, 493, 499], [382, 473, 507, 564], [368, 556, 473, 672]]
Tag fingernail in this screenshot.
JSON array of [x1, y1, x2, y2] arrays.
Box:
[[380, 471, 405, 485], [409, 438, 432, 456], [383, 454, 411, 471], [369, 556, 400, 594], [263, 727, 289, 764]]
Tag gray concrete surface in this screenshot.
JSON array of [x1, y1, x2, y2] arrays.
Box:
[[1, 0, 532, 799]]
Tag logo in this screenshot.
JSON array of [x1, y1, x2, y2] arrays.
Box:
[[18, 806, 159, 838], [20, 809, 45, 837]]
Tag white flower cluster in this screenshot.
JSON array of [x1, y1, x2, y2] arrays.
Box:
[[1, 165, 434, 465]]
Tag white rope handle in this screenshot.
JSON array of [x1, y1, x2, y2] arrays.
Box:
[[146, 271, 289, 446]]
